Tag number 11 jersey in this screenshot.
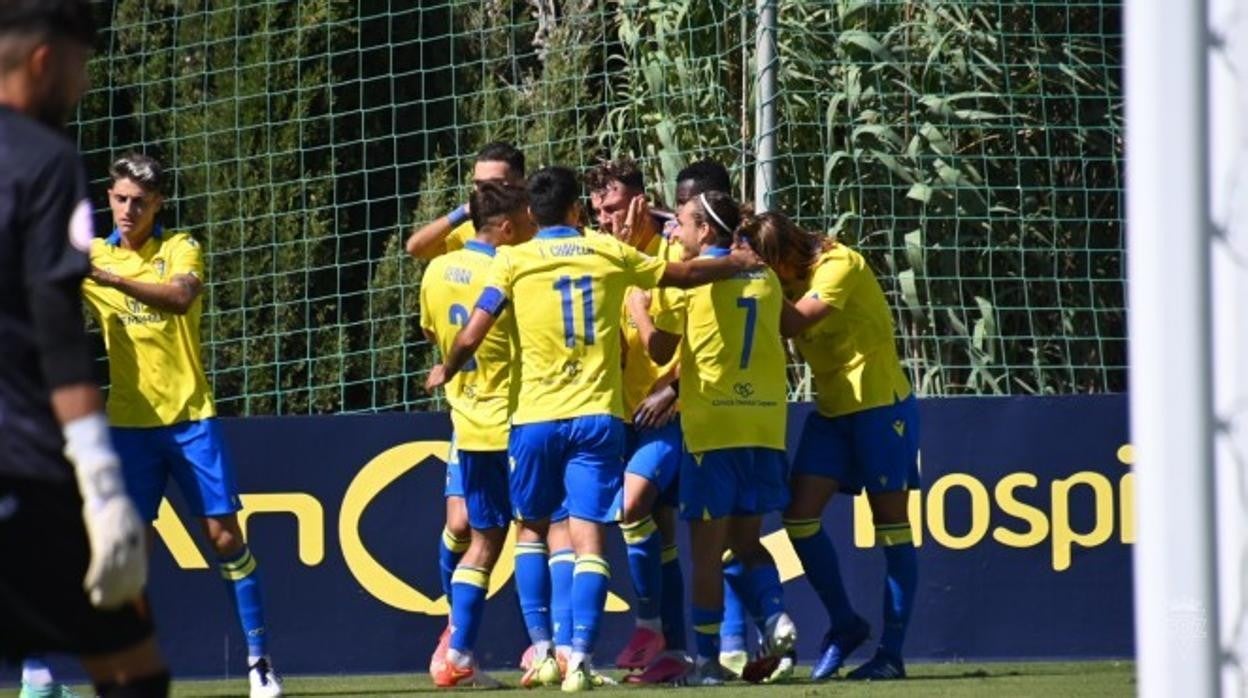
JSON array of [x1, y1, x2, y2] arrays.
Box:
[[478, 226, 667, 426]]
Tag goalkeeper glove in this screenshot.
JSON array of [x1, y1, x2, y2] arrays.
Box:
[[63, 413, 147, 609]]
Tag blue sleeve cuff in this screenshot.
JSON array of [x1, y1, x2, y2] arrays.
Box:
[[475, 286, 509, 316], [447, 204, 470, 227]]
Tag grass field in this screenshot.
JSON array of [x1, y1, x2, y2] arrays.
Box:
[[60, 661, 1129, 697]]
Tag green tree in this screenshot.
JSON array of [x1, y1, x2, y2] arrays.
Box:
[[594, 0, 1125, 395], [81, 0, 348, 415]]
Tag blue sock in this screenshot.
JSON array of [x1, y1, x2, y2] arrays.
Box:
[[549, 547, 575, 649], [219, 545, 267, 657], [439, 527, 468, 603], [515, 542, 552, 646], [785, 518, 857, 629], [571, 555, 611, 655], [692, 606, 723, 662], [743, 563, 785, 628], [721, 554, 748, 651], [878, 524, 918, 657], [622, 516, 662, 622], [660, 544, 687, 651], [450, 566, 490, 651]]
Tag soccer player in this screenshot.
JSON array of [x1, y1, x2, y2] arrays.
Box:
[[0, 2, 169, 696], [426, 166, 761, 691], [628, 191, 797, 686], [583, 159, 688, 682], [81, 154, 282, 697], [405, 141, 527, 260], [407, 144, 577, 675], [749, 212, 920, 680], [586, 157, 672, 245], [673, 159, 733, 215], [422, 182, 536, 688], [668, 158, 756, 678]]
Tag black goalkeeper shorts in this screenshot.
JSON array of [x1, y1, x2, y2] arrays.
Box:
[[0, 476, 154, 661]]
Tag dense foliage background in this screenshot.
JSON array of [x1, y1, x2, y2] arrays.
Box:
[[76, 0, 1123, 414]]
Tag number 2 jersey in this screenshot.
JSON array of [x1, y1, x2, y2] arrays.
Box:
[[477, 226, 667, 426], [420, 240, 516, 451], [655, 247, 787, 453]]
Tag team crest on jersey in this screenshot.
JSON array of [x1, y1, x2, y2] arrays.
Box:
[[153, 258, 166, 277], [733, 382, 755, 399], [562, 360, 583, 378]]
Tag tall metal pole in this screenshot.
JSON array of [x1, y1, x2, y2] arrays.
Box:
[[753, 0, 777, 214], [1126, 0, 1220, 695], [1209, 0, 1248, 693]]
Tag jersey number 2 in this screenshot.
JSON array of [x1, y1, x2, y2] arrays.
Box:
[[554, 275, 596, 347], [736, 296, 757, 369], [448, 304, 478, 371]]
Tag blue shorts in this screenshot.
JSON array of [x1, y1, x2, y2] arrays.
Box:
[[445, 437, 465, 499], [509, 415, 625, 524], [792, 394, 921, 494], [459, 450, 511, 531], [112, 419, 242, 522], [450, 436, 566, 520], [679, 447, 789, 521], [625, 420, 682, 508]]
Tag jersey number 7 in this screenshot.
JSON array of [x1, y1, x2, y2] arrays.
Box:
[[736, 296, 757, 369]]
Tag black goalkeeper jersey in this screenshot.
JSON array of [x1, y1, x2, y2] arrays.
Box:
[[0, 106, 94, 482]]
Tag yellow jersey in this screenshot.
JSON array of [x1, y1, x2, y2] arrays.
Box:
[[655, 247, 787, 453], [82, 228, 216, 428], [621, 231, 682, 419], [480, 226, 667, 425], [795, 245, 912, 418], [420, 240, 514, 451], [444, 221, 476, 254]]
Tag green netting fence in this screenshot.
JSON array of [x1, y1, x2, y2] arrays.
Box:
[[73, 0, 1124, 416]]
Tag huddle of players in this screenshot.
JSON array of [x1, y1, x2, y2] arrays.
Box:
[[411, 144, 922, 689], [0, 1, 918, 694], [1, 3, 281, 697]]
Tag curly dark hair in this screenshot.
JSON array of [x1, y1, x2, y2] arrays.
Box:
[[585, 157, 645, 194]]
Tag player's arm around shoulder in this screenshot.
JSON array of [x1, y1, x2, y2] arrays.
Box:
[[781, 245, 862, 338], [405, 204, 472, 260], [658, 241, 764, 289], [782, 294, 833, 339]]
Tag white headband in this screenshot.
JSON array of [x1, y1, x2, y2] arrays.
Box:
[[698, 192, 732, 236]]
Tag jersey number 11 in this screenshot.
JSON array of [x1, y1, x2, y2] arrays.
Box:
[[555, 275, 596, 348]]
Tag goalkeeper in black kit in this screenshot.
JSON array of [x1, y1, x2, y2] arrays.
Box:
[[0, 1, 169, 696]]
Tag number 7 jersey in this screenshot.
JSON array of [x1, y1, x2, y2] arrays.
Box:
[[420, 240, 516, 451], [655, 248, 787, 453], [480, 226, 667, 425]]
